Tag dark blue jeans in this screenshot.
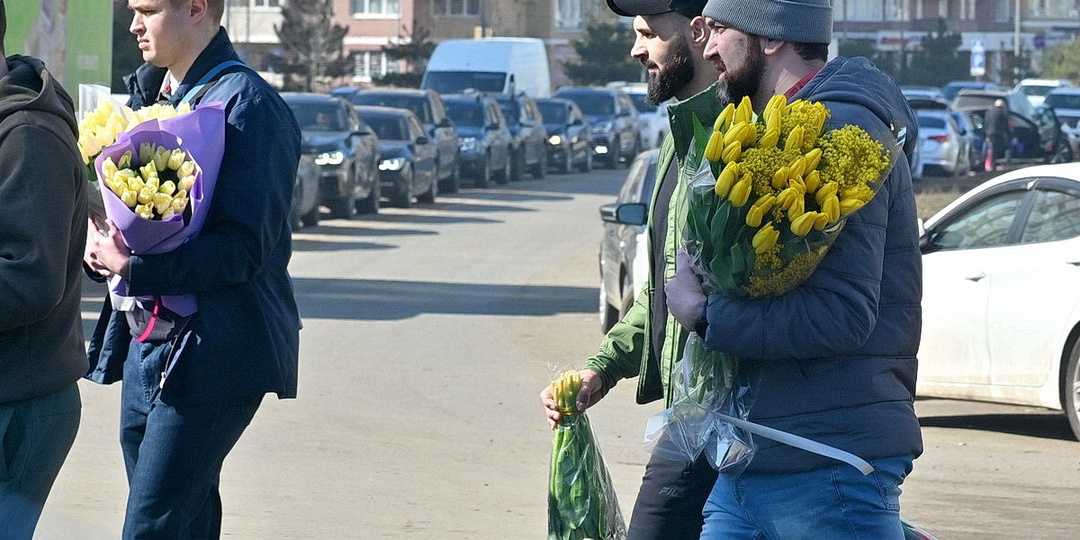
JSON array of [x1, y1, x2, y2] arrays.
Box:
[[0, 383, 81, 540], [120, 340, 262, 540], [701, 455, 914, 540]]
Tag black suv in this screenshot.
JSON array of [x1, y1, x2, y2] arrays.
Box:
[[335, 87, 463, 193], [491, 92, 548, 181], [553, 86, 641, 168]]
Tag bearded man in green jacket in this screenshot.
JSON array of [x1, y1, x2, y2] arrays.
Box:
[[540, 1, 724, 538]]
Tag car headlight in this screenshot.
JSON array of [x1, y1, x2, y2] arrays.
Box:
[[548, 134, 563, 146], [459, 137, 478, 152], [379, 156, 407, 171], [314, 151, 345, 165]]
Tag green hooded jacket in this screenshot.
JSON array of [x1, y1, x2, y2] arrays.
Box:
[[584, 83, 723, 406]]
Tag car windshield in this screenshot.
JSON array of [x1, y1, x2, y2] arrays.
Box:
[[289, 102, 348, 131], [445, 101, 486, 127], [537, 102, 566, 123], [496, 99, 520, 126], [351, 94, 431, 124], [627, 93, 657, 113], [1045, 93, 1080, 109], [424, 71, 507, 94], [561, 93, 614, 116], [364, 115, 406, 141]]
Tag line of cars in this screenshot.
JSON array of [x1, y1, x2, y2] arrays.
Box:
[[283, 85, 654, 229], [904, 81, 1078, 180]]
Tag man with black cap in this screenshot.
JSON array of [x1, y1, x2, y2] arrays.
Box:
[[540, 1, 723, 539], [663, 0, 923, 538]]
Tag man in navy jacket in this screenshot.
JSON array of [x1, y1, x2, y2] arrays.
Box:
[[84, 1, 301, 537]]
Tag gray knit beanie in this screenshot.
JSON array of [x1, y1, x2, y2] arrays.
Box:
[[702, 0, 832, 44]]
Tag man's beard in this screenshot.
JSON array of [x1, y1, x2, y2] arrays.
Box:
[[645, 35, 695, 105], [715, 37, 766, 108]]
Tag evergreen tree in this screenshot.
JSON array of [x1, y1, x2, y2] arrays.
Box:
[[275, 0, 350, 91], [374, 26, 436, 88], [563, 21, 642, 86], [902, 18, 967, 87]]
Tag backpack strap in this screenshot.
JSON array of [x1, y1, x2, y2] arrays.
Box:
[[179, 60, 248, 105]]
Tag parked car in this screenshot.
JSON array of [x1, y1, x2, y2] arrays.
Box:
[[941, 80, 1002, 105], [953, 89, 1074, 164], [354, 105, 438, 208], [598, 149, 658, 332], [282, 92, 381, 218], [901, 85, 949, 110], [609, 81, 670, 149], [1043, 87, 1080, 153], [492, 92, 548, 181], [553, 86, 641, 168], [442, 93, 513, 187], [1013, 78, 1073, 108], [916, 109, 971, 176], [917, 162, 1080, 441], [949, 109, 985, 172], [337, 87, 462, 193], [535, 97, 593, 174], [290, 153, 321, 230]]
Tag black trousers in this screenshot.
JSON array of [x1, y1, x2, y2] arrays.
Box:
[[626, 448, 719, 540]]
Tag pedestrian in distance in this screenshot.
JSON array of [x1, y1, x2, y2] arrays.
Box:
[[983, 97, 1011, 170], [540, 1, 724, 539], [663, 0, 923, 538], [0, 0, 89, 536], [83, 0, 302, 537]]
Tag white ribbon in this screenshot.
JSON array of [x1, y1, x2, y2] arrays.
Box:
[[716, 412, 875, 475]]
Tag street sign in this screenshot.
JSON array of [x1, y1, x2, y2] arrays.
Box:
[[970, 39, 986, 78]]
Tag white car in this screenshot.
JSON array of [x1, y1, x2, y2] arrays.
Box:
[[608, 81, 670, 150], [598, 150, 658, 332], [916, 109, 970, 176], [1013, 78, 1073, 108], [917, 163, 1080, 440]]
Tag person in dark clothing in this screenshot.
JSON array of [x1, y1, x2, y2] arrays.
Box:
[[664, 0, 923, 538], [83, 0, 301, 537], [983, 97, 1012, 170], [0, 1, 88, 537]]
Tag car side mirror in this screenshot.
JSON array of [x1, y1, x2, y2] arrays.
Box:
[[415, 135, 430, 145], [600, 202, 647, 225], [570, 118, 584, 126]]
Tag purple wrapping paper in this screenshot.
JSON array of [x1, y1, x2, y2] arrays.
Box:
[[94, 102, 226, 316]]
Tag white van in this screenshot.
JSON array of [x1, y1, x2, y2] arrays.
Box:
[[421, 38, 552, 98]]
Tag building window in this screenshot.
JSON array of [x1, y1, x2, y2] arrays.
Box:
[[353, 51, 401, 81], [432, 0, 480, 16], [252, 0, 281, 7], [353, 0, 401, 15], [556, 0, 583, 31], [838, 0, 881, 23], [884, 0, 908, 21]]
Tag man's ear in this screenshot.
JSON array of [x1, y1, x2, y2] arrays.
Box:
[[689, 17, 709, 45], [762, 37, 786, 56], [190, 0, 208, 20]]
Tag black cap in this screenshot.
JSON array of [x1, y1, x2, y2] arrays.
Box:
[[606, 0, 707, 18]]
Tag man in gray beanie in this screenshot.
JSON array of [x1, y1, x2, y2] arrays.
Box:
[[663, 0, 924, 538], [541, 1, 724, 539]]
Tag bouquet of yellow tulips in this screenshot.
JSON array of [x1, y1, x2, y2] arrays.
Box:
[[548, 369, 626, 540], [78, 99, 192, 221], [98, 142, 197, 222], [649, 94, 899, 471]]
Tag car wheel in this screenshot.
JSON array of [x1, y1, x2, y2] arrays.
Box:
[[1063, 339, 1080, 441], [606, 137, 620, 169], [355, 167, 380, 214], [558, 148, 572, 174], [418, 169, 437, 204], [531, 150, 546, 179], [329, 167, 358, 219], [392, 166, 414, 208], [580, 148, 593, 172], [474, 158, 491, 188], [495, 152, 511, 185], [598, 280, 620, 333], [510, 148, 525, 182], [302, 202, 320, 228]]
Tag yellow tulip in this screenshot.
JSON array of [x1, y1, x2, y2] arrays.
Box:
[[167, 149, 186, 170], [790, 211, 817, 236], [714, 103, 735, 132], [752, 222, 780, 254], [121, 189, 139, 208], [715, 161, 739, 197], [722, 141, 742, 163], [704, 130, 726, 162], [728, 174, 753, 207]]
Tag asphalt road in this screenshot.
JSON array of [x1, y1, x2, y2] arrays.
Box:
[[36, 161, 1080, 539]]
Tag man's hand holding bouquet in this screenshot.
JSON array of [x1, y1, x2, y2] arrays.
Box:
[[650, 94, 900, 474]]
